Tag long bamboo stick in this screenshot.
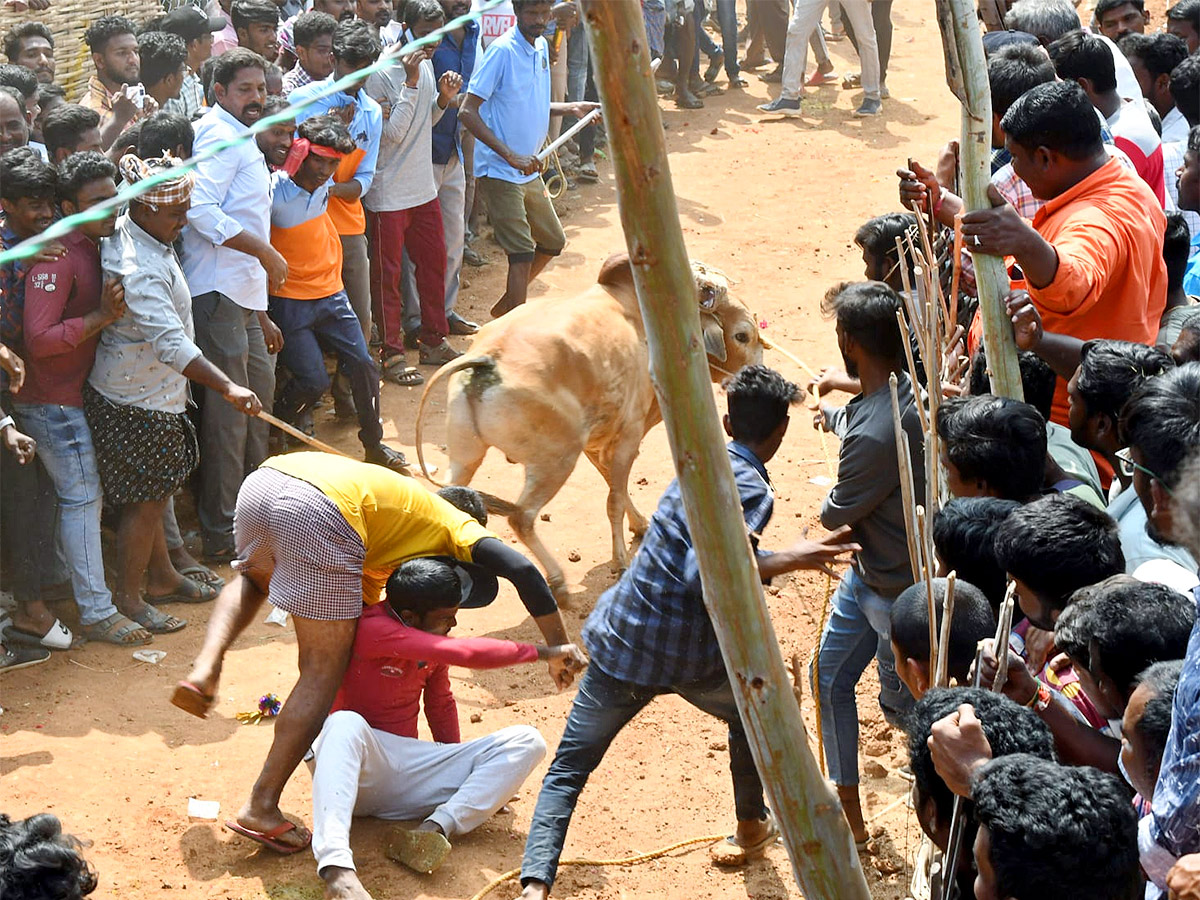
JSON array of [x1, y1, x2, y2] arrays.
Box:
[[935, 571, 957, 688], [580, 3, 871, 896], [890, 374, 922, 582]]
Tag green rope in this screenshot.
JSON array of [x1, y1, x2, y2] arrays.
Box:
[[0, 0, 503, 266]]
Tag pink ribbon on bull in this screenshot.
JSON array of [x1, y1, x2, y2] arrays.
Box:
[[281, 138, 345, 177]]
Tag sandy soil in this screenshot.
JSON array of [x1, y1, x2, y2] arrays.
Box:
[[4, 7, 987, 899]]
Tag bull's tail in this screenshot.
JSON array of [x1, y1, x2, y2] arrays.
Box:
[[413, 355, 522, 518]]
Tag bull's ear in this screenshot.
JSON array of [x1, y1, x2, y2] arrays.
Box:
[[702, 318, 728, 362]]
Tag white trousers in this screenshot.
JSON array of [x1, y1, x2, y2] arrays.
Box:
[[781, 0, 880, 101], [310, 710, 547, 873]]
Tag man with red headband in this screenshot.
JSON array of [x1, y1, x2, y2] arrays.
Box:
[[266, 113, 407, 470]]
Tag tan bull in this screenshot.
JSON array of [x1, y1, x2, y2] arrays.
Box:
[[415, 252, 763, 600]]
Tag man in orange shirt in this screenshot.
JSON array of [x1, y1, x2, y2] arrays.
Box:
[[267, 114, 406, 470], [959, 80, 1167, 426]]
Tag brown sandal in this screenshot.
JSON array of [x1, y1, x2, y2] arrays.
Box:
[[82, 612, 153, 646], [382, 355, 425, 387]]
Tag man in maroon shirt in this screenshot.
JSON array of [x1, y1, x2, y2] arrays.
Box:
[[11, 151, 153, 647], [307, 556, 583, 899]]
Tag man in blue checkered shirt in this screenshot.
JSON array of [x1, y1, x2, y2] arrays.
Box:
[[516, 365, 861, 900]]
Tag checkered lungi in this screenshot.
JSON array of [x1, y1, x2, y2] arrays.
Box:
[[234, 466, 367, 620]]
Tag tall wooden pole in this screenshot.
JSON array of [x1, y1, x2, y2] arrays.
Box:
[[580, 3, 872, 897], [936, 0, 1025, 401]]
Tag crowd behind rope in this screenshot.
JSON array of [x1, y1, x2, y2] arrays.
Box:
[[2, 0, 1200, 899]]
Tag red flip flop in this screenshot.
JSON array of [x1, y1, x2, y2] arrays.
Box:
[[224, 820, 312, 855], [805, 71, 839, 87], [171, 680, 214, 719]]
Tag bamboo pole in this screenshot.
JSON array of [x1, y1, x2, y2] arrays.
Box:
[[934, 572, 957, 688], [936, 0, 1024, 402], [580, 3, 871, 897]]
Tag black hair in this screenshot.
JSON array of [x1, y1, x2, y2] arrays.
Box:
[[83, 15, 138, 54], [1003, 0, 1082, 44], [137, 110, 194, 159], [212, 47, 267, 88], [1192, 123, 1200, 153], [969, 348, 1056, 421], [1048, 29, 1118, 93], [1076, 338, 1174, 426], [1001, 80, 1104, 160], [936, 394, 1047, 501], [1131, 660, 1183, 779], [385, 557, 461, 616], [1054, 575, 1194, 697], [853, 211, 916, 277], [0, 63, 37, 100], [3, 22, 54, 63], [296, 112, 354, 153], [0, 811, 97, 899], [1166, 213, 1191, 294], [137, 30, 187, 87], [56, 150, 117, 204], [889, 578, 996, 681], [437, 485, 488, 526], [722, 364, 800, 445], [1120, 362, 1200, 489], [932, 497, 1022, 612], [0, 84, 22, 111], [0, 146, 56, 202], [41, 104, 101, 159], [37, 82, 65, 104], [1095, 0, 1145, 16], [1170, 55, 1200, 128], [906, 687, 1054, 827], [292, 10, 338, 47], [332, 18, 380, 64], [232, 0, 281, 29], [404, 0, 445, 28], [1119, 32, 1189, 82], [993, 493, 1124, 608], [109, 122, 142, 160], [988, 43, 1057, 116], [260, 93, 291, 118], [1167, 0, 1200, 28], [972, 755, 1140, 900], [820, 280, 905, 364]]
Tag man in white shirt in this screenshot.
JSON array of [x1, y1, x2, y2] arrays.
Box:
[[1119, 31, 1190, 144], [181, 48, 287, 561]]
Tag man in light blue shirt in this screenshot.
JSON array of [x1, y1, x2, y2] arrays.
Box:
[[459, 0, 595, 318]]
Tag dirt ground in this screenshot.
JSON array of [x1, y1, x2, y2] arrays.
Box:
[[4, 8, 992, 899]]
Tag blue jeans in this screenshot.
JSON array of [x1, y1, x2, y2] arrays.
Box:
[[691, 0, 739, 78], [565, 26, 596, 162], [268, 291, 383, 450], [13, 403, 118, 626], [810, 566, 913, 786], [521, 664, 766, 888]]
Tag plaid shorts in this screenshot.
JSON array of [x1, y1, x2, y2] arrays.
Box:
[[235, 466, 367, 620]]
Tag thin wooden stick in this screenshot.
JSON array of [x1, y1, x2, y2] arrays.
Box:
[[917, 505, 937, 677], [935, 571, 957, 688], [895, 235, 916, 312], [258, 411, 347, 458], [949, 214, 963, 330], [992, 583, 1017, 695], [912, 206, 952, 331], [760, 334, 820, 381], [895, 308, 928, 433], [890, 374, 922, 582]]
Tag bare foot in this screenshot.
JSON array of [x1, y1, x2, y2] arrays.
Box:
[[735, 817, 771, 847], [836, 784, 869, 844], [323, 866, 373, 900], [235, 801, 311, 852]]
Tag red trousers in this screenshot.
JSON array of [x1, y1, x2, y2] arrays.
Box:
[[367, 198, 448, 357]]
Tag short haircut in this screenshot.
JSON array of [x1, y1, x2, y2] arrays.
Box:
[[56, 150, 116, 204], [296, 112, 355, 153], [889, 578, 996, 680], [972, 755, 1141, 900], [1048, 29, 1118, 93], [1003, 0, 1082, 44], [137, 31, 187, 87], [212, 47, 267, 88], [906, 687, 1054, 826], [41, 104, 101, 159], [1076, 339, 1174, 425], [721, 364, 799, 444], [988, 43, 1057, 116], [231, 0, 280, 30], [0, 811, 98, 899], [853, 211, 916, 272], [1001, 79, 1105, 160], [109, 122, 141, 159], [437, 485, 487, 526], [0, 146, 56, 202], [932, 497, 1021, 612], [936, 394, 1047, 501], [993, 493, 1124, 608], [0, 63, 37, 100], [3, 22, 54, 62], [969, 348, 1056, 422], [1131, 660, 1183, 779], [1170, 55, 1200, 128], [332, 18, 380, 64], [1095, 0, 1145, 18], [1118, 32, 1188, 80], [1165, 213, 1191, 294], [1167, 0, 1200, 28], [83, 15, 137, 54], [1120, 362, 1200, 489], [820, 280, 904, 364], [137, 110, 194, 159], [1054, 575, 1194, 696], [405, 0, 445, 27], [36, 82, 65, 105], [292, 10, 338, 47], [385, 557, 461, 616], [260, 93, 291, 119]]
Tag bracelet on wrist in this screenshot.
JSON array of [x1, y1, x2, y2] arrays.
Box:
[[0, 414, 13, 432]]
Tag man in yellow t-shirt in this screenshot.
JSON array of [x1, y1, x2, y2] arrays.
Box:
[[171, 452, 578, 856]]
